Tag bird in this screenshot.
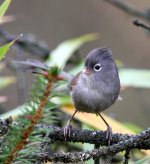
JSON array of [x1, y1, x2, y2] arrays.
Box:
[[64, 47, 120, 145], [13, 47, 120, 145]]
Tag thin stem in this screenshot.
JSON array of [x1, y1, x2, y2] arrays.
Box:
[[133, 19, 150, 31]]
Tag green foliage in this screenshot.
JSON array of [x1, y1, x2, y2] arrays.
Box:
[[0, 0, 19, 61], [0, 0, 14, 61], [0, 0, 11, 17], [0, 0, 18, 97], [0, 74, 58, 163], [49, 65, 60, 75], [0, 37, 18, 61]]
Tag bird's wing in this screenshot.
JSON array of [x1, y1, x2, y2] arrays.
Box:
[[68, 72, 81, 90]]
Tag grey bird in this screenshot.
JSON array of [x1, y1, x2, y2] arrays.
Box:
[[64, 48, 120, 145]]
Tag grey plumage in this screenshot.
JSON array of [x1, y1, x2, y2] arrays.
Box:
[[13, 48, 120, 113], [69, 47, 120, 114]]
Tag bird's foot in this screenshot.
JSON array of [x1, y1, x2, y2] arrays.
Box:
[[106, 126, 113, 147], [64, 124, 72, 141]]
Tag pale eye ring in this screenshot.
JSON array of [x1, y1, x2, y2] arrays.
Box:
[[94, 63, 101, 72]]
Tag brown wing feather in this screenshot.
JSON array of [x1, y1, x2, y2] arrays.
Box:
[[68, 72, 81, 90]]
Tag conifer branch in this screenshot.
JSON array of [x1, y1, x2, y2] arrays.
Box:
[[22, 127, 150, 163], [5, 73, 56, 163]]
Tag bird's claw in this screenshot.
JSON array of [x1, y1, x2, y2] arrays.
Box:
[[106, 126, 112, 147], [64, 124, 72, 141]]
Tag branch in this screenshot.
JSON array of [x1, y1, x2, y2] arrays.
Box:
[[133, 19, 150, 31], [0, 29, 50, 58], [5, 72, 55, 163], [103, 0, 150, 22], [35, 125, 150, 149], [22, 125, 150, 163], [2, 121, 149, 163], [21, 127, 150, 163]]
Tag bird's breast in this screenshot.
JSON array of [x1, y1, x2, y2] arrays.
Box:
[[71, 74, 110, 113]]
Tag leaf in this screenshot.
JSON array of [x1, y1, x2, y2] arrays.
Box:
[[46, 33, 99, 68], [119, 68, 150, 89], [0, 76, 16, 89], [0, 36, 20, 61], [0, 0, 11, 17]]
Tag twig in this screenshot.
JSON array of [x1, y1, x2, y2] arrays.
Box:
[[0, 28, 50, 58], [23, 128, 150, 163], [133, 19, 150, 31], [35, 125, 150, 149], [20, 127, 150, 163], [103, 0, 150, 22]]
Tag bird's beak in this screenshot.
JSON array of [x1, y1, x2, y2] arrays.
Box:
[[82, 67, 91, 75]]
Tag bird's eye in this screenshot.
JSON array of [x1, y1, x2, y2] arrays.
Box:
[[94, 63, 101, 72]]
